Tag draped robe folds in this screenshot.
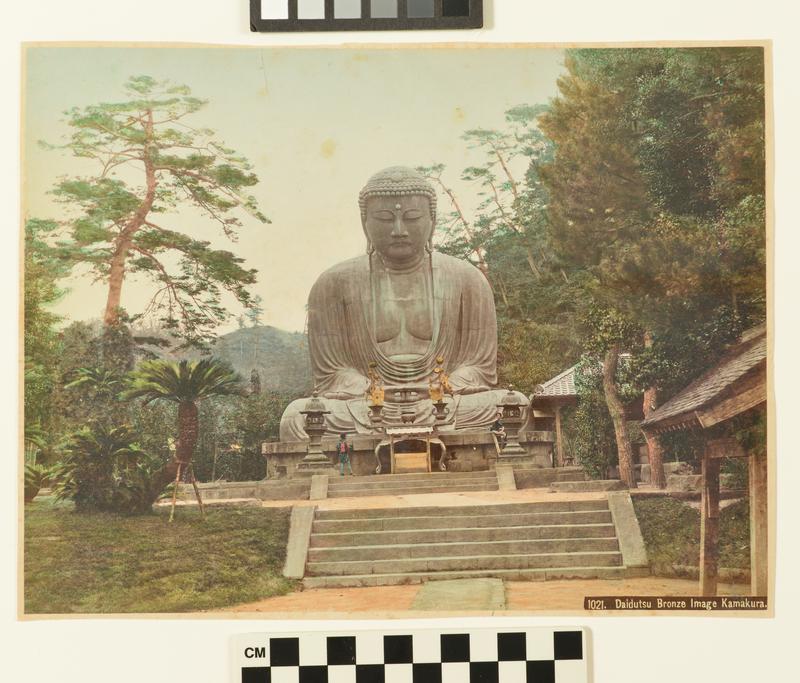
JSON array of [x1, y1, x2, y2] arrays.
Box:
[[279, 251, 530, 441]]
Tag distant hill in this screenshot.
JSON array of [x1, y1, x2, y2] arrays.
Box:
[[213, 325, 312, 394]]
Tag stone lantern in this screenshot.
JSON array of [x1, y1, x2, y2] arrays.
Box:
[[496, 384, 526, 456], [297, 389, 332, 471]]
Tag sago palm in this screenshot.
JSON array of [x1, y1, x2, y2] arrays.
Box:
[[122, 358, 245, 474]]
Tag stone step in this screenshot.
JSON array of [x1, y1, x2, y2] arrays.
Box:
[[307, 536, 620, 562], [549, 480, 626, 493], [327, 483, 499, 498], [392, 452, 430, 474], [327, 475, 497, 493], [306, 550, 623, 576], [330, 470, 496, 483], [312, 509, 612, 533], [309, 523, 618, 548], [303, 565, 628, 588], [315, 499, 609, 521], [556, 469, 588, 482]]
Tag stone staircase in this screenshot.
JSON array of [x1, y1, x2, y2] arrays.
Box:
[[326, 470, 500, 498], [302, 498, 629, 588]]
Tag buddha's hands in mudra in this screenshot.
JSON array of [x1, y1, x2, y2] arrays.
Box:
[[321, 369, 370, 400], [448, 366, 491, 395]]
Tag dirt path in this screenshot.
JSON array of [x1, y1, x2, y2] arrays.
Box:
[[223, 577, 750, 615]]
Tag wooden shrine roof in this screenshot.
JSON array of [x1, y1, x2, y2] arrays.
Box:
[[532, 365, 578, 400], [641, 325, 767, 434]]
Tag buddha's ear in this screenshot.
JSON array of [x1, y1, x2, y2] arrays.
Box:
[[361, 216, 375, 255], [426, 207, 436, 252]]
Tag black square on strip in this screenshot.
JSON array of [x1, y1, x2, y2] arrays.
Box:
[[470, 661, 499, 683], [242, 667, 270, 683], [270, 637, 299, 666], [384, 635, 413, 663], [440, 633, 470, 662], [497, 632, 527, 661], [526, 660, 555, 683], [554, 631, 583, 660], [356, 664, 385, 683], [412, 662, 442, 683], [327, 636, 357, 665], [299, 665, 328, 683], [442, 0, 471, 17]]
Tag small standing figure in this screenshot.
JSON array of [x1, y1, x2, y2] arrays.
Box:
[[336, 433, 354, 476], [490, 411, 507, 449]]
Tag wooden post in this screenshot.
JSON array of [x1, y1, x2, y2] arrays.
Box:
[[426, 437, 431, 473], [188, 464, 206, 519], [169, 462, 183, 523], [749, 451, 768, 596], [554, 404, 564, 468], [699, 449, 721, 596]]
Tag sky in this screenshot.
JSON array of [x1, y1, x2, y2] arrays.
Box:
[[23, 46, 566, 333]]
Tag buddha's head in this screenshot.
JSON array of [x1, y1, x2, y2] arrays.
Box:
[[359, 166, 437, 268]]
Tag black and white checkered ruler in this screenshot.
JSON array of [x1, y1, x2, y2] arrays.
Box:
[[231, 626, 588, 682]]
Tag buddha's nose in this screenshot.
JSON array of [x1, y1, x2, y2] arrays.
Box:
[[391, 216, 409, 238]]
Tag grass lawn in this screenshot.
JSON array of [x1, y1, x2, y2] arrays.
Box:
[[632, 496, 750, 575], [24, 497, 297, 614]]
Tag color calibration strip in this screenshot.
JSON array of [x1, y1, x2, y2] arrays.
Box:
[[250, 0, 483, 31]]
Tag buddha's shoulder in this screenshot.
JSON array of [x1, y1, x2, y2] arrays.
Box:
[[312, 255, 370, 287], [432, 252, 486, 281]]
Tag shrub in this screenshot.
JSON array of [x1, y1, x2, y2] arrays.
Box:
[[566, 361, 618, 479], [51, 424, 168, 514], [24, 463, 51, 503], [633, 496, 751, 574]]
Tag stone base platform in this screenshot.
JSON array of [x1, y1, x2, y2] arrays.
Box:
[[178, 465, 589, 503], [262, 429, 555, 479], [549, 479, 627, 493]]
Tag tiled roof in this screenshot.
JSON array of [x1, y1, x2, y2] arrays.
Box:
[[532, 365, 577, 398], [641, 325, 767, 429]]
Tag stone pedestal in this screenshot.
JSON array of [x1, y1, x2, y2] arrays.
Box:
[[493, 452, 546, 469], [294, 460, 338, 477], [264, 429, 556, 478]]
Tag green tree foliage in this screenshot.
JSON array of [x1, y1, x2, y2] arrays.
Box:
[[246, 295, 264, 327], [566, 361, 618, 479], [24, 219, 69, 453], [418, 105, 583, 391], [122, 359, 246, 488], [43, 75, 269, 346], [52, 424, 166, 514], [538, 48, 766, 379], [24, 463, 53, 503], [192, 390, 296, 482], [534, 47, 766, 474]]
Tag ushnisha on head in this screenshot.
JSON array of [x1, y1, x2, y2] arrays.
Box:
[[359, 166, 437, 268]]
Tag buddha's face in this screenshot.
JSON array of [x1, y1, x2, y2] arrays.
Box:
[[363, 194, 434, 267]]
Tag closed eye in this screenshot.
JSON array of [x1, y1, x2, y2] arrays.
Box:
[[403, 210, 423, 220], [372, 210, 395, 221]]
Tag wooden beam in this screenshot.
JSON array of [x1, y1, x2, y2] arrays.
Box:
[[699, 448, 721, 597], [705, 437, 747, 460], [696, 370, 766, 429], [749, 451, 769, 596], [554, 404, 564, 468]]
